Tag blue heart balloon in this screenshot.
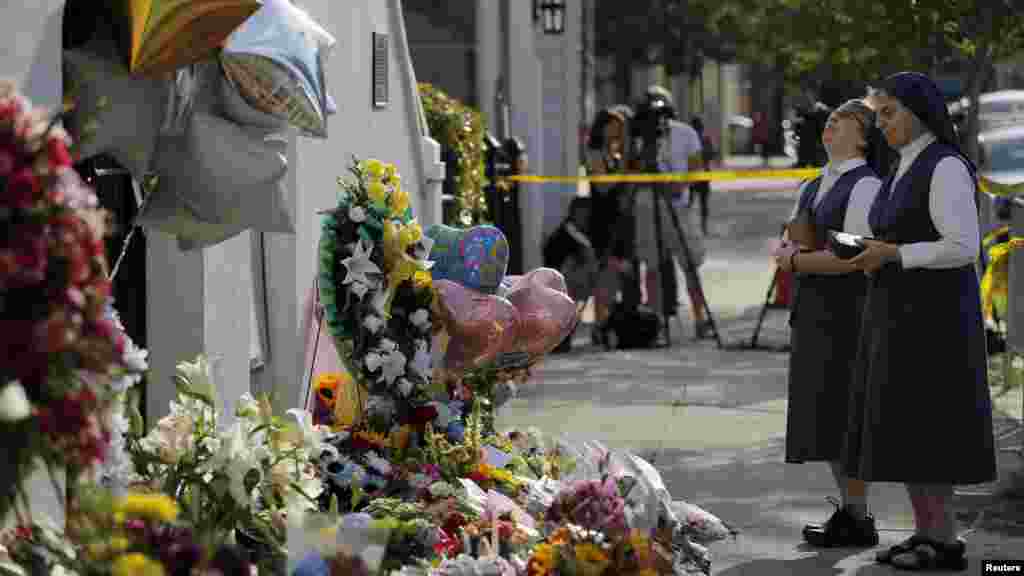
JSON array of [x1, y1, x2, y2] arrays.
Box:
[[426, 224, 510, 294]]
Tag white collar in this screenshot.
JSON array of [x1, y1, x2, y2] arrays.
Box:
[[898, 132, 937, 163], [825, 157, 867, 176]]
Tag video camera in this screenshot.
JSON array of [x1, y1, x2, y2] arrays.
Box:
[[631, 86, 677, 167]]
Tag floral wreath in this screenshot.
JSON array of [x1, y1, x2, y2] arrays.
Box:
[[317, 157, 441, 436]]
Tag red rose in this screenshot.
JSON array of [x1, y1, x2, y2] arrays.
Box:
[[410, 405, 439, 426], [7, 166, 38, 208], [46, 138, 71, 169], [442, 512, 467, 536], [0, 143, 16, 176]]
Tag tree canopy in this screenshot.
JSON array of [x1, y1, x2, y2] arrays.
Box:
[[595, 0, 1024, 160]]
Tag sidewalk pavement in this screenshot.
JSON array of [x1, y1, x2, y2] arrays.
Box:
[[495, 307, 1024, 574]]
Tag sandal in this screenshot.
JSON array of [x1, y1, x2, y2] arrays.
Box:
[[876, 534, 929, 564], [890, 539, 967, 571]]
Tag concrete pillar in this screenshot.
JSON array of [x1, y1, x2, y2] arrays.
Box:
[[476, 0, 501, 137], [536, 0, 581, 245], [507, 1, 545, 271]]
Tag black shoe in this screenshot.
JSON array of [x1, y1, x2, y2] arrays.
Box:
[[694, 320, 713, 340], [802, 497, 879, 548]]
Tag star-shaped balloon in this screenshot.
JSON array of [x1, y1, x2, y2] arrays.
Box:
[[220, 0, 336, 137], [63, 33, 167, 178], [342, 239, 381, 286], [114, 0, 262, 76]]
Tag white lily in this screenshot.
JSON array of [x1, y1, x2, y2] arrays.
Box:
[[410, 339, 432, 379], [378, 350, 407, 386], [348, 205, 367, 223], [0, 380, 31, 422], [286, 408, 327, 451], [409, 309, 430, 330], [363, 315, 385, 334], [371, 289, 390, 318], [175, 355, 218, 406], [236, 392, 260, 419], [365, 351, 384, 373], [213, 422, 261, 508]]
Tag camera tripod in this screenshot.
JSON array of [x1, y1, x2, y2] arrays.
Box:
[[635, 143, 723, 349]]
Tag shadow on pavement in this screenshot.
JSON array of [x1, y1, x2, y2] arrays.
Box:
[[714, 549, 852, 576]]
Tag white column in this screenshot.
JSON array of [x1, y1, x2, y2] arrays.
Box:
[[508, 2, 545, 271], [476, 0, 501, 136]]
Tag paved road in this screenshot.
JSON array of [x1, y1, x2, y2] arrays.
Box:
[[498, 181, 1024, 574]]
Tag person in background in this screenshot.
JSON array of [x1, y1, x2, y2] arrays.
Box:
[[847, 72, 996, 571], [543, 197, 597, 352], [772, 99, 884, 548], [584, 107, 633, 348], [633, 85, 710, 340], [689, 116, 715, 236]]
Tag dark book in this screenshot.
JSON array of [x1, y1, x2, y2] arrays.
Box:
[[829, 230, 875, 260]]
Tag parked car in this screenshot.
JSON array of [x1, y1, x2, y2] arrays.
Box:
[[950, 90, 1024, 133], [978, 124, 1024, 185]]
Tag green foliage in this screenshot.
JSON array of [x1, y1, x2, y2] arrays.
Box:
[[417, 83, 488, 226]]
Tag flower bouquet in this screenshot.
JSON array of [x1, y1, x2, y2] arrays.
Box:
[[127, 356, 325, 570], [1, 488, 252, 576], [0, 80, 145, 525], [526, 524, 664, 576]]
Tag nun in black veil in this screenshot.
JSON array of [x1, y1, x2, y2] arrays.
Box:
[[844, 72, 996, 571]]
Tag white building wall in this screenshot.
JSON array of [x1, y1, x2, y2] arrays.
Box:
[[0, 1, 441, 424]]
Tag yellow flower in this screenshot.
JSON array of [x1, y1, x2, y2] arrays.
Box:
[[388, 255, 421, 294], [390, 188, 411, 216], [488, 466, 518, 486], [113, 493, 179, 524], [355, 430, 389, 449], [574, 543, 611, 576], [112, 553, 165, 576], [575, 542, 609, 563], [398, 221, 421, 251], [383, 163, 397, 183], [368, 180, 388, 207], [362, 159, 385, 180], [413, 270, 433, 292], [528, 543, 557, 576]]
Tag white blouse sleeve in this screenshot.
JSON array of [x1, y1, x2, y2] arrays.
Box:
[[790, 181, 809, 220], [842, 176, 880, 237], [897, 157, 980, 269]]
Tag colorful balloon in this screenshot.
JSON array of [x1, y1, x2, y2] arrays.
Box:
[[502, 268, 578, 358], [426, 224, 509, 294], [433, 280, 519, 373], [116, 0, 261, 76], [220, 0, 335, 137]]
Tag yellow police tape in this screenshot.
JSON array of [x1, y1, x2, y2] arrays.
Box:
[[504, 167, 824, 184], [505, 168, 1024, 200]]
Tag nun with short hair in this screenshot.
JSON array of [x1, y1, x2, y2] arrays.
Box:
[[846, 72, 996, 571]]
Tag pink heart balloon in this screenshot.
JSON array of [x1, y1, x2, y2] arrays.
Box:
[[500, 267, 568, 296], [434, 279, 520, 373], [503, 269, 578, 358]]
